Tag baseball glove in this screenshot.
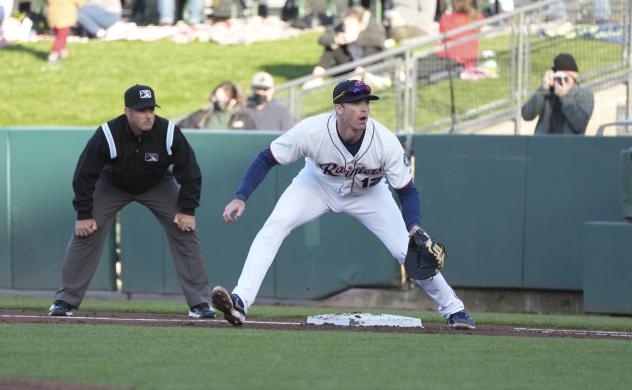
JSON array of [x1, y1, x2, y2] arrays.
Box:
[[404, 230, 446, 280]]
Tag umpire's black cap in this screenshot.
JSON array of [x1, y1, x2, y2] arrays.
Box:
[[124, 84, 161, 110], [333, 80, 380, 104]]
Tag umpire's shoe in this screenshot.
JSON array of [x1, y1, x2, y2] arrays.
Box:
[[211, 286, 246, 326], [188, 302, 216, 319], [49, 300, 74, 316], [447, 311, 476, 330]]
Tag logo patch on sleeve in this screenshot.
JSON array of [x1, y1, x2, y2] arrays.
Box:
[[145, 153, 159, 162], [403, 154, 411, 167]]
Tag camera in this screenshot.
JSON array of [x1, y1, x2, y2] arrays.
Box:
[[553, 71, 568, 86]]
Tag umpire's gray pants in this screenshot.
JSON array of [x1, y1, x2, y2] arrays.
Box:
[[54, 176, 210, 308]]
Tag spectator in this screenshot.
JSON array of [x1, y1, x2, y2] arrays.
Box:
[[384, 0, 439, 42], [46, 0, 85, 63], [77, 0, 121, 38], [478, 0, 514, 18], [593, 0, 611, 23], [437, 0, 484, 69], [230, 71, 294, 132], [177, 81, 245, 130], [417, 0, 484, 81], [521, 53, 594, 135], [302, 6, 386, 90], [158, 0, 204, 25], [0, 0, 13, 46], [131, 0, 158, 26], [546, 0, 610, 22]]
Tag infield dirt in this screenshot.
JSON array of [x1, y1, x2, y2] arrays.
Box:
[[2, 310, 631, 340]]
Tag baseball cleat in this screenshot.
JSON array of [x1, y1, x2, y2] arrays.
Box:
[[48, 300, 74, 316], [188, 302, 216, 319], [211, 286, 246, 326], [447, 311, 476, 330]]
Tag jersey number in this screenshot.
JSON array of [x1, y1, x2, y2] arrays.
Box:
[[361, 177, 382, 188]]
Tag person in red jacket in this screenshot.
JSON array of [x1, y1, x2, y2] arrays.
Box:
[[437, 0, 484, 69], [418, 0, 484, 82]]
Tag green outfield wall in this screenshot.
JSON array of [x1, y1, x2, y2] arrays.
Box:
[[0, 129, 116, 291], [1, 128, 630, 313], [582, 222, 632, 314]]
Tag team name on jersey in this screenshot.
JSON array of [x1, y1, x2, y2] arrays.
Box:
[[319, 163, 383, 177]]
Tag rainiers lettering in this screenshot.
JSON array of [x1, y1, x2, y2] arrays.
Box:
[[319, 163, 383, 177]]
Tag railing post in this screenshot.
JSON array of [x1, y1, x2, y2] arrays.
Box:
[[627, 0, 632, 119], [403, 48, 413, 132], [515, 11, 526, 135]]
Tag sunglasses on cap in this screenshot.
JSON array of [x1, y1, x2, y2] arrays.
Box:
[[333, 82, 372, 102]]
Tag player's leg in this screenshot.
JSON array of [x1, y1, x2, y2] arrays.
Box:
[[231, 171, 329, 313], [52, 178, 130, 313], [345, 185, 468, 322], [137, 176, 212, 314]]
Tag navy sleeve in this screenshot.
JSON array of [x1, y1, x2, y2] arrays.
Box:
[[72, 128, 109, 220], [235, 146, 279, 201], [395, 180, 421, 231]]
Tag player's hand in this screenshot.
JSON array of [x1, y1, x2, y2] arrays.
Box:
[[223, 199, 246, 224], [542, 70, 554, 90], [173, 213, 196, 232], [75, 218, 97, 237]]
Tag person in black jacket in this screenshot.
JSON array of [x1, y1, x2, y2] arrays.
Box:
[[49, 84, 215, 319]]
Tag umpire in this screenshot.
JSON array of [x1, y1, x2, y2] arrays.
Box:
[[49, 84, 215, 319]]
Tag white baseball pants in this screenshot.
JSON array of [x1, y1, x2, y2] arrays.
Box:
[[233, 169, 464, 317]]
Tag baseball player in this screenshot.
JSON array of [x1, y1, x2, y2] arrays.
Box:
[[212, 79, 475, 329], [48, 84, 215, 319]]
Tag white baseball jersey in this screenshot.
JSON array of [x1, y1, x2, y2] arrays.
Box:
[[269, 113, 413, 196]]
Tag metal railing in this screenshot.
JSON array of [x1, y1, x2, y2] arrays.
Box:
[[274, 0, 632, 134]]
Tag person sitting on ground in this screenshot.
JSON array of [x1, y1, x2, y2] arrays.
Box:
[[229, 71, 294, 132], [303, 6, 386, 90], [77, 0, 122, 38], [521, 53, 594, 135], [178, 81, 245, 130], [437, 0, 484, 69]]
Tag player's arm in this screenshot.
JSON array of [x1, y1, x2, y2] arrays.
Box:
[[395, 180, 421, 235], [223, 146, 279, 223]]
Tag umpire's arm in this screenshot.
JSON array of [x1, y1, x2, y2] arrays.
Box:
[[171, 126, 202, 216]]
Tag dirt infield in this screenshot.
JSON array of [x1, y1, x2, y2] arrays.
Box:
[[0, 378, 125, 390], [2, 310, 631, 340]]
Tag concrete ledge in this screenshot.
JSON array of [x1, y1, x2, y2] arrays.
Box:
[[316, 287, 583, 315], [1, 287, 585, 315]]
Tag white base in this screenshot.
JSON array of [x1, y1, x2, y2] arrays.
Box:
[[306, 312, 422, 328]]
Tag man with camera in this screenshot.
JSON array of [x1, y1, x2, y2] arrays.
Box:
[[521, 53, 594, 135]]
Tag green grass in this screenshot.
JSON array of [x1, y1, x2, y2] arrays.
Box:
[[0, 33, 322, 126], [1, 31, 624, 132], [1, 297, 632, 389], [1, 323, 631, 389]]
